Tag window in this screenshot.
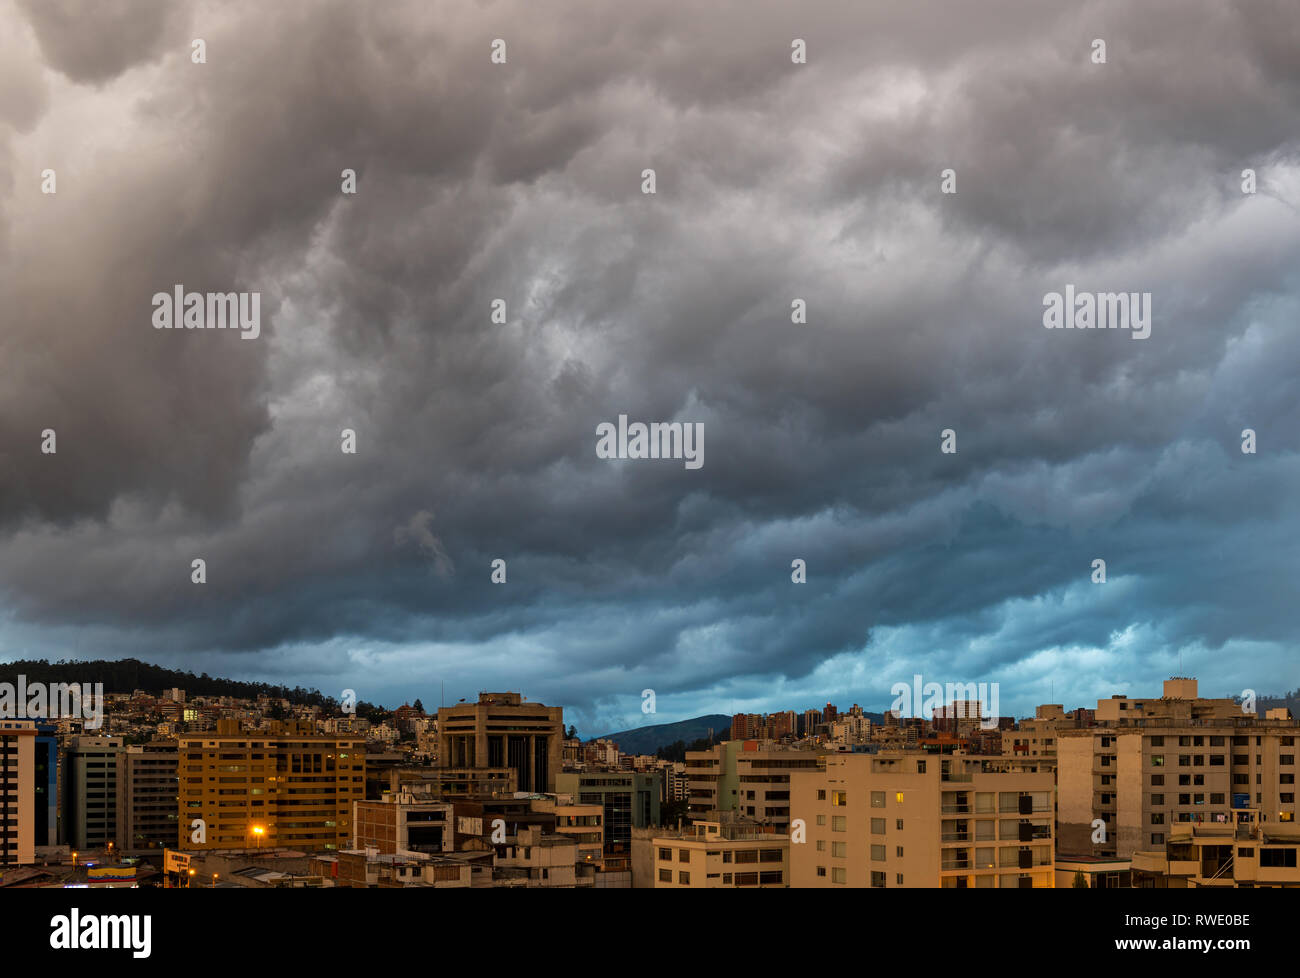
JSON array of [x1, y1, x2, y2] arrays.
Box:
[[1151, 794, 1164, 806], [1151, 775, 1164, 786], [895, 792, 905, 804], [871, 818, 886, 834], [831, 816, 846, 832], [815, 867, 825, 877], [1151, 755, 1164, 766], [679, 849, 690, 862], [896, 819, 904, 831], [896, 846, 904, 857], [870, 871, 886, 888], [1151, 813, 1164, 825], [817, 790, 826, 800], [831, 842, 847, 858], [831, 867, 847, 884], [658, 848, 671, 861], [815, 840, 825, 851], [1150, 736, 1164, 746], [871, 845, 886, 861], [1151, 833, 1164, 845], [658, 868, 671, 882], [896, 874, 904, 885], [678, 871, 690, 885], [1260, 849, 1298, 868], [871, 791, 885, 808], [831, 790, 847, 806], [816, 815, 826, 826]]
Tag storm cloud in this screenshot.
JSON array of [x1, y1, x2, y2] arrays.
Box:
[[1, 0, 1297, 734]]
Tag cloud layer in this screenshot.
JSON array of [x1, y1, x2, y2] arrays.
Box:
[[1, 0, 1297, 734]]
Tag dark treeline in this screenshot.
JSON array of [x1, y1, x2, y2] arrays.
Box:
[[654, 735, 727, 763], [0, 658, 389, 721]]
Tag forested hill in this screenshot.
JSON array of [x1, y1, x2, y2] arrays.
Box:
[[0, 658, 388, 718]]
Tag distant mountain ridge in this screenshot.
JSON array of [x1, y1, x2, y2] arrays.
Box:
[[597, 711, 890, 754], [597, 714, 733, 755]]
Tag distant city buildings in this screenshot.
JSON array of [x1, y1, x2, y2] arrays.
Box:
[[0, 673, 1296, 889]]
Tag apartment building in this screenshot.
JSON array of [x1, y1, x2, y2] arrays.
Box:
[[529, 795, 604, 871], [63, 735, 123, 852], [1130, 815, 1300, 887], [0, 720, 37, 867], [1057, 678, 1300, 858], [686, 740, 820, 827], [642, 816, 788, 888], [178, 718, 365, 851], [790, 751, 1055, 888], [1005, 705, 1067, 758], [336, 848, 472, 888], [494, 824, 585, 886], [438, 692, 563, 794], [116, 740, 178, 854]]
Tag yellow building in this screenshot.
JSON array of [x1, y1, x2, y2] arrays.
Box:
[[0, 721, 36, 867], [644, 817, 788, 888], [790, 751, 1055, 888], [178, 718, 364, 851]]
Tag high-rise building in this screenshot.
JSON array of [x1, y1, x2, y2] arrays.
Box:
[[1057, 679, 1300, 858], [116, 740, 178, 854], [438, 692, 562, 794], [790, 751, 1055, 888], [63, 735, 123, 852], [33, 721, 57, 849], [554, 771, 659, 871], [178, 718, 365, 851], [0, 720, 37, 867]]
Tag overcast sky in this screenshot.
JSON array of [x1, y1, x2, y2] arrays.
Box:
[[1, 0, 1297, 736]]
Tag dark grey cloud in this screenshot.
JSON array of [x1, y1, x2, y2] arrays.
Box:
[[1, 0, 1297, 732]]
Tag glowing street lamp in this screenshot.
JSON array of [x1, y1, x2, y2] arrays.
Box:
[[251, 825, 265, 850]]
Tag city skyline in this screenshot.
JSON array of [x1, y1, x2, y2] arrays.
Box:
[[2, 1, 1298, 749]]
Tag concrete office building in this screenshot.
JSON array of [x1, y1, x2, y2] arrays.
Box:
[[115, 741, 179, 854], [438, 692, 563, 794], [63, 735, 123, 852], [554, 771, 659, 871], [790, 751, 1055, 888]]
